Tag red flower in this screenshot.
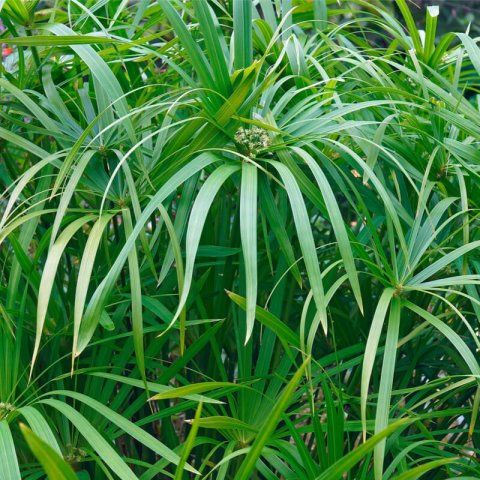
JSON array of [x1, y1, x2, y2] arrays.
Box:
[[2, 47, 13, 58]]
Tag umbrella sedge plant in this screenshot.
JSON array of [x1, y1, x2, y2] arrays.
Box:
[[0, 0, 480, 478]]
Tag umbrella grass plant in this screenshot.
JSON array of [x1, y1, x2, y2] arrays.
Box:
[[1, 0, 480, 478]]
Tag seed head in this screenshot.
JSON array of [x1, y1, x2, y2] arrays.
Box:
[[234, 126, 271, 159]]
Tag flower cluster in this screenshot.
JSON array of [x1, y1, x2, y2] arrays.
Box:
[[429, 96, 445, 108], [406, 77, 417, 88], [234, 126, 271, 158], [0, 402, 15, 420], [65, 445, 88, 463]]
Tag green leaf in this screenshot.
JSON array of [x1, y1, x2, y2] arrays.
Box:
[[18, 406, 62, 454], [394, 0, 423, 54], [122, 209, 146, 387], [0, 126, 53, 159], [76, 153, 217, 356], [4, 35, 122, 46], [457, 33, 480, 77], [157, 0, 217, 100], [407, 241, 480, 286], [73, 214, 114, 366], [258, 177, 302, 285], [392, 458, 457, 480], [157, 204, 187, 353], [227, 291, 300, 349], [20, 424, 77, 480], [268, 160, 327, 333], [233, 0, 252, 70], [172, 164, 239, 327], [32, 215, 96, 376], [240, 162, 258, 342], [38, 398, 138, 480], [88, 372, 224, 404], [49, 150, 96, 248], [40, 390, 198, 478], [149, 382, 240, 401], [193, 0, 231, 96], [235, 357, 309, 480], [46, 390, 198, 473], [0, 153, 61, 233], [361, 288, 395, 439], [0, 79, 61, 133], [313, 0, 327, 31], [424, 6, 439, 62], [0, 420, 21, 480], [404, 302, 480, 376], [315, 419, 413, 480], [174, 401, 203, 480], [195, 416, 258, 433], [374, 297, 401, 480], [294, 147, 363, 314], [362, 115, 396, 183]]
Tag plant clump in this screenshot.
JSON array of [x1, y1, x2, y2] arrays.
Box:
[[1, 0, 480, 478]]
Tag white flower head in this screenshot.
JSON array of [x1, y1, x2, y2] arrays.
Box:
[[234, 126, 271, 158]]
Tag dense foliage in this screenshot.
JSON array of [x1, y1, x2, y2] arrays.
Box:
[[1, 0, 480, 478]]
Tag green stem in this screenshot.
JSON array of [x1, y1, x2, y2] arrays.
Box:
[[26, 28, 42, 74]]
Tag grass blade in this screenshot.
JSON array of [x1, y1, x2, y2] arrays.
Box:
[[240, 162, 258, 342], [0, 420, 21, 480], [227, 291, 300, 349], [233, 0, 252, 70], [374, 297, 401, 480], [18, 406, 61, 454], [32, 215, 96, 376], [174, 401, 203, 480], [73, 213, 114, 367], [123, 208, 146, 387], [149, 382, 240, 401], [268, 160, 327, 333], [361, 288, 395, 439]]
